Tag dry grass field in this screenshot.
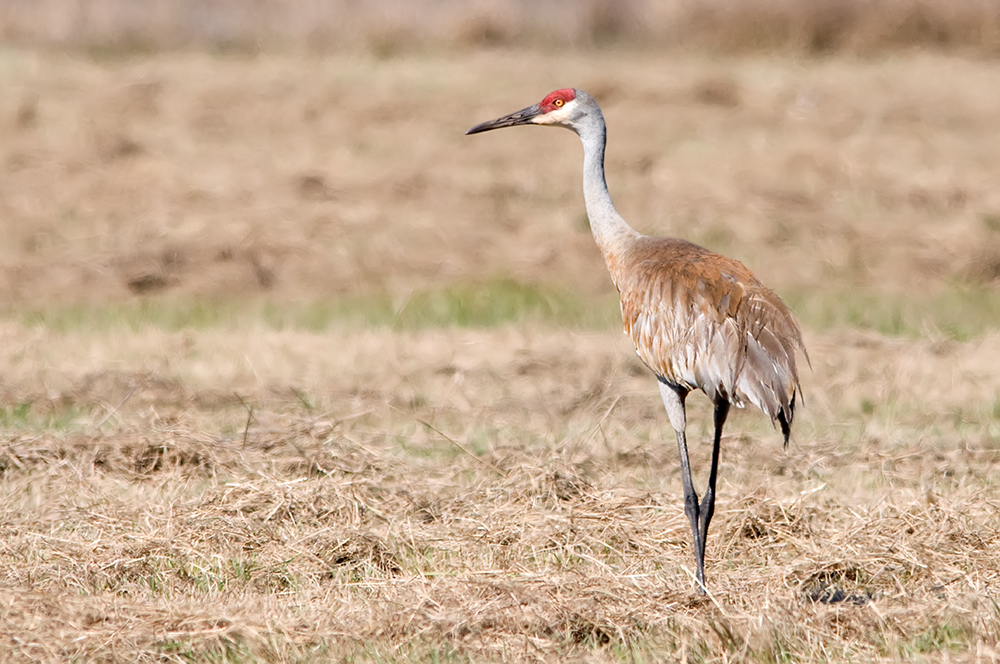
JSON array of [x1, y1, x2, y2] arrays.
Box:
[[2, 14, 1000, 663]]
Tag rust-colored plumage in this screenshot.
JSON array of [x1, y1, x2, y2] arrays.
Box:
[[468, 88, 807, 592], [612, 237, 805, 439]]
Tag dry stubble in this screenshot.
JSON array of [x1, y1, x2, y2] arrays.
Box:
[[0, 322, 998, 661]]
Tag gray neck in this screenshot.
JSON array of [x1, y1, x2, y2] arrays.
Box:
[[576, 110, 640, 265]]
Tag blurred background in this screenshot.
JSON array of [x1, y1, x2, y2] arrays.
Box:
[[2, 0, 1000, 336], [5, 0, 1000, 53]]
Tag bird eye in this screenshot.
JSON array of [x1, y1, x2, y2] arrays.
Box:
[[554, 99, 564, 107]]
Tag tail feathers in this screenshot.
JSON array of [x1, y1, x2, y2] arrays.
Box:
[[777, 392, 796, 448]]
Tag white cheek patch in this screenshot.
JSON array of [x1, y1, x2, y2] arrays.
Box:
[[534, 106, 573, 125]]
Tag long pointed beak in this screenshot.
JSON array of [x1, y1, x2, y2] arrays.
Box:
[[466, 103, 542, 135]]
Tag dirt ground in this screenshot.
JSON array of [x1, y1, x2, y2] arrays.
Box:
[[1, 46, 999, 662]]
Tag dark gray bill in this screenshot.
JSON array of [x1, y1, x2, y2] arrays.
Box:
[[466, 103, 542, 135]]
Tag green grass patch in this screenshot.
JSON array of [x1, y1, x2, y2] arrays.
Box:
[[377, 279, 612, 329], [899, 621, 974, 657], [9, 279, 620, 333], [8, 278, 998, 341], [785, 282, 1000, 341], [154, 636, 263, 663], [0, 401, 87, 433], [344, 641, 472, 664]]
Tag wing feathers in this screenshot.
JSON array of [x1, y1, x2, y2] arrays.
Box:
[[615, 238, 805, 437]]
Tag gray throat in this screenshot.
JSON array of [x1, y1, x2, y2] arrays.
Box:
[[576, 110, 640, 267]]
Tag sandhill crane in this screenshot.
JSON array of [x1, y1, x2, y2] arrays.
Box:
[[467, 88, 807, 592]]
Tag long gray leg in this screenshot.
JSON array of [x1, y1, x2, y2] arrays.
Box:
[[696, 400, 729, 584], [658, 381, 705, 591]]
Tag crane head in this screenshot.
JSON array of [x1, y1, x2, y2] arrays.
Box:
[[466, 88, 580, 135]]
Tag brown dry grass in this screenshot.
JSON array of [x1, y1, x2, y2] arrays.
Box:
[[3, 49, 1000, 318], [1, 42, 1000, 663], [1, 324, 999, 662]]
